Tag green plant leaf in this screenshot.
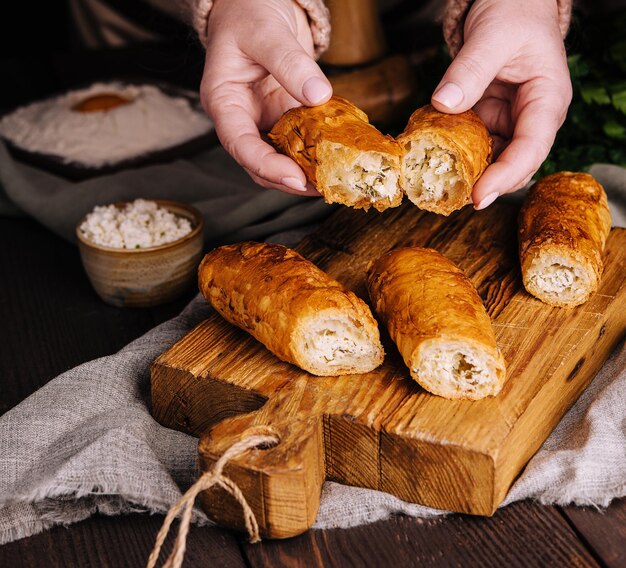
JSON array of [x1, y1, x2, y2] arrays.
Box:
[[581, 85, 611, 105], [610, 86, 626, 114], [567, 54, 590, 78], [610, 39, 626, 72], [603, 120, 626, 139]]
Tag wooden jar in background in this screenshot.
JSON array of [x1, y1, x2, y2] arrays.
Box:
[[321, 0, 416, 125]]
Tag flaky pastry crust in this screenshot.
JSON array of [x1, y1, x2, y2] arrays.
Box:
[[199, 242, 384, 376], [518, 172, 611, 307], [396, 105, 492, 215], [268, 96, 403, 211], [367, 247, 505, 400]]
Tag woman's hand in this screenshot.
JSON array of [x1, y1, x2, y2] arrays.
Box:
[[200, 0, 332, 195], [432, 0, 572, 209]]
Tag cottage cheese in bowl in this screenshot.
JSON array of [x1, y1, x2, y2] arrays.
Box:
[[79, 199, 193, 249], [76, 199, 204, 307]]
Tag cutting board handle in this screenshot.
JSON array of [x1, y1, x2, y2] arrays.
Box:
[[197, 413, 326, 538]]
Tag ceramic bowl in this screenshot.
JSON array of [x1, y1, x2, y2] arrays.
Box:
[[76, 200, 204, 307]]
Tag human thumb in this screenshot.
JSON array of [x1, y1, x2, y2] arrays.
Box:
[[432, 33, 511, 113], [255, 33, 332, 107]]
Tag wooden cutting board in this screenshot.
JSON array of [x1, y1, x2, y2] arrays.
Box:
[[150, 202, 626, 538]]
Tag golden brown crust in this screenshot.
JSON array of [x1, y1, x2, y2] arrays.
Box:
[[518, 172, 612, 307], [367, 247, 505, 400], [268, 96, 403, 211], [396, 104, 492, 215], [198, 242, 384, 376]]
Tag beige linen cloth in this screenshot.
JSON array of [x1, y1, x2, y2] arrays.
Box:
[[0, 162, 624, 544]]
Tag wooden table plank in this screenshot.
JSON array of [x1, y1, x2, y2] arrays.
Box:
[[0, 513, 245, 568], [0, 217, 193, 413], [242, 501, 600, 568], [560, 500, 626, 568]]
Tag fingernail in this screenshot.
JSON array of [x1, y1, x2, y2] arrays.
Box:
[[432, 82, 464, 109], [281, 177, 307, 192], [474, 192, 499, 210], [302, 77, 332, 105]]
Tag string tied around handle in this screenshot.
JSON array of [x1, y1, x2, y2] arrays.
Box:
[[147, 428, 280, 568]]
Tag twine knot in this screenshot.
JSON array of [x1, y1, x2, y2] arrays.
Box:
[[147, 428, 280, 568]]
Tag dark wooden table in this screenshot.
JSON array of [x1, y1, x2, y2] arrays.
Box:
[[0, 216, 624, 567]]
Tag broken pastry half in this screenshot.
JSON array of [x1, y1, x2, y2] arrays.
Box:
[[518, 172, 611, 307], [396, 105, 492, 216], [367, 247, 505, 400], [199, 242, 384, 376], [268, 96, 403, 211]]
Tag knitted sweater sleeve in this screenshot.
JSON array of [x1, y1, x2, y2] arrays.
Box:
[[443, 0, 573, 58], [178, 0, 571, 64], [176, 0, 331, 57]]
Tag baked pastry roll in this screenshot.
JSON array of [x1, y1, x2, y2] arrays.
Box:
[[268, 96, 403, 211], [199, 242, 384, 376], [396, 105, 492, 215], [518, 172, 611, 307], [367, 247, 505, 400]]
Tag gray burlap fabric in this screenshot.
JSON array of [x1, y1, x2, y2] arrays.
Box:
[[0, 161, 625, 544], [0, 141, 334, 247]]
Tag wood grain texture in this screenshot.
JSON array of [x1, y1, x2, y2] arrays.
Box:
[[242, 501, 600, 568], [562, 500, 626, 568], [151, 202, 626, 538], [0, 513, 244, 568], [0, 218, 170, 413]]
